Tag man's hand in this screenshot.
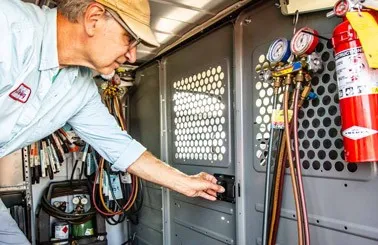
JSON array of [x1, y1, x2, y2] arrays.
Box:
[[180, 172, 224, 201], [127, 151, 225, 201]]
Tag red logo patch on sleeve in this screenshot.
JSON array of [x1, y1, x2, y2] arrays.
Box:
[[9, 83, 31, 103]]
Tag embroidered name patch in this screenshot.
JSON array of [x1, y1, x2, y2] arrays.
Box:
[[9, 83, 31, 103]]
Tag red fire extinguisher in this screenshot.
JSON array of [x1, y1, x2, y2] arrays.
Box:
[[332, 1, 378, 163]]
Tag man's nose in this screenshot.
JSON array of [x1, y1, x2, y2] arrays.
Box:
[[125, 46, 137, 63]]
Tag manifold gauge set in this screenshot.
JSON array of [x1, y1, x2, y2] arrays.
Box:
[[256, 25, 324, 245], [266, 27, 320, 64]]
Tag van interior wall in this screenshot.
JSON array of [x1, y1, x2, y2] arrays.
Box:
[[130, 22, 236, 244], [2, 1, 378, 245], [129, 63, 164, 244], [238, 2, 378, 244], [130, 1, 378, 245]]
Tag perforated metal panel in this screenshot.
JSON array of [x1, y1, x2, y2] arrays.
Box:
[[171, 60, 231, 167], [235, 2, 378, 245], [252, 39, 376, 181], [165, 24, 236, 245]]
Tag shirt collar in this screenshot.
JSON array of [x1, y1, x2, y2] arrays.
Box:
[[39, 7, 59, 71]]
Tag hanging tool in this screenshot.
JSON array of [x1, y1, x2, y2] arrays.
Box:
[[41, 139, 54, 179], [92, 72, 143, 223], [267, 82, 313, 245], [275, 29, 318, 243], [53, 132, 69, 154], [28, 144, 36, 184], [256, 59, 281, 245], [58, 129, 79, 152], [34, 142, 41, 183], [262, 43, 322, 245], [283, 73, 304, 245], [293, 70, 310, 245], [70, 144, 89, 185], [49, 135, 64, 164], [46, 137, 60, 173]]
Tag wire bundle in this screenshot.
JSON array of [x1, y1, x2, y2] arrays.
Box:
[[91, 77, 143, 225]]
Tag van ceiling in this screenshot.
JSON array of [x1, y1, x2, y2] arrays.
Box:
[[24, 0, 252, 66], [138, 0, 243, 62]]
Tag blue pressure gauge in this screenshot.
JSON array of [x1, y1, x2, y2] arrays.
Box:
[[267, 38, 292, 63]]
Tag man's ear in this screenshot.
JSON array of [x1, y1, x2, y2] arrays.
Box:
[[83, 3, 106, 37]]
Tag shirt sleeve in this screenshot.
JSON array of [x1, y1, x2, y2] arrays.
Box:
[[68, 88, 146, 172], [0, 10, 13, 95]]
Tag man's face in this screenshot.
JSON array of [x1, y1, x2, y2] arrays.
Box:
[[84, 7, 137, 75]]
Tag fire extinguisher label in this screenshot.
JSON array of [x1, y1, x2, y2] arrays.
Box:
[[343, 126, 378, 140], [335, 47, 378, 99]]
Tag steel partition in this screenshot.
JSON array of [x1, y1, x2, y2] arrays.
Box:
[[234, 2, 378, 245], [163, 24, 236, 245], [131, 2, 378, 244], [131, 63, 164, 245]]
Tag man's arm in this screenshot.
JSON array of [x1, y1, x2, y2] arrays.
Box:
[[69, 83, 224, 201], [0, 10, 12, 95], [128, 151, 225, 201]]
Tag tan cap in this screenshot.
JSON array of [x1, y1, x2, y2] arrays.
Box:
[[95, 0, 160, 47]]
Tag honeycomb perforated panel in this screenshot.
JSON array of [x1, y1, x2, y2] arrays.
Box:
[[252, 39, 376, 181], [171, 60, 231, 167]]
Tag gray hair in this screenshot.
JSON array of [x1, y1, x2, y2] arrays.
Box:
[[57, 0, 107, 23]]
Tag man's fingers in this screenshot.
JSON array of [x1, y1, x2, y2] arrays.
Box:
[[208, 174, 218, 184], [198, 191, 217, 201], [205, 189, 218, 197], [207, 182, 225, 193], [200, 172, 218, 184]]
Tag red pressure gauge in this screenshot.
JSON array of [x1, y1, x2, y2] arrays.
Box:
[[290, 27, 319, 56]]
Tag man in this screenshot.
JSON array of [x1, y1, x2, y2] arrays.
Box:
[[0, 0, 225, 243]]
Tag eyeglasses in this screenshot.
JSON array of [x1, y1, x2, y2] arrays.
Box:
[[105, 8, 141, 49], [128, 35, 141, 49]]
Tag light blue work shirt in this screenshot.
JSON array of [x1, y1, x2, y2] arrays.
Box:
[[0, 0, 146, 172]]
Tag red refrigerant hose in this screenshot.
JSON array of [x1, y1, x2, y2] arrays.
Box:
[[293, 72, 310, 245], [283, 74, 304, 245]]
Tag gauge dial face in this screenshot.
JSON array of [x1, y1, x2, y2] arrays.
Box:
[[267, 38, 290, 62], [291, 27, 318, 56], [72, 197, 80, 205], [80, 197, 88, 205], [335, 0, 349, 17]]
